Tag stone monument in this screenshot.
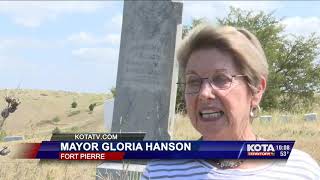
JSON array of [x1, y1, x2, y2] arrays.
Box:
[[97, 1, 183, 179], [111, 0, 182, 140]]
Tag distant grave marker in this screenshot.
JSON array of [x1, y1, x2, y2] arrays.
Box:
[[304, 113, 317, 121], [260, 115, 272, 122], [3, 135, 24, 142], [280, 115, 290, 122]]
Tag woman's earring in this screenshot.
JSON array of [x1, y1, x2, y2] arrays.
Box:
[[250, 105, 260, 118], [250, 110, 254, 118]]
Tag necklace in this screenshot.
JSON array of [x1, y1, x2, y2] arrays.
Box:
[[209, 159, 244, 169], [205, 135, 259, 169]]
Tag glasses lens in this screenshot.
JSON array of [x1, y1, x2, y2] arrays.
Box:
[[211, 73, 232, 89], [185, 76, 201, 94]]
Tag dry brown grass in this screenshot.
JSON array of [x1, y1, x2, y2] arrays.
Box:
[[253, 110, 320, 163], [0, 89, 319, 179], [0, 89, 110, 180], [0, 136, 102, 180], [0, 89, 110, 136], [172, 111, 320, 163]]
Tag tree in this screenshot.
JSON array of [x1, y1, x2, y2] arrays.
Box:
[[1, 96, 21, 129], [89, 103, 96, 112], [182, 18, 207, 38], [177, 7, 320, 112]]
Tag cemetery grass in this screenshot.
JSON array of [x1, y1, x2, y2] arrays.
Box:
[[173, 111, 320, 163], [0, 89, 319, 179]]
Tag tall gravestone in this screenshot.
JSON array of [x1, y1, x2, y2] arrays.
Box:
[[97, 1, 183, 179], [111, 1, 182, 140]]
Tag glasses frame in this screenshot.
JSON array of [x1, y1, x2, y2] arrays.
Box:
[[177, 74, 247, 94]]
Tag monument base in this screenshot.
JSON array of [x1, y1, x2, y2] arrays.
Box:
[[96, 162, 146, 180]]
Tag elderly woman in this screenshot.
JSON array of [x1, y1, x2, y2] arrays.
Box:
[[142, 24, 320, 179]]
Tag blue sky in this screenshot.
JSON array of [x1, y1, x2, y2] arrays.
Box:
[[0, 1, 319, 93]]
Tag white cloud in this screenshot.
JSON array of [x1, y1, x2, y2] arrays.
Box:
[[0, 38, 64, 53], [67, 32, 97, 44], [0, 55, 39, 73], [111, 14, 123, 28], [12, 13, 56, 28], [67, 32, 120, 46], [182, 1, 281, 24], [221, 1, 281, 12], [104, 34, 121, 45], [104, 14, 123, 32], [182, 1, 318, 38], [0, 1, 111, 28], [182, 2, 224, 23], [71, 47, 119, 63], [282, 16, 320, 37], [0, 37, 52, 53], [0, 38, 40, 49]]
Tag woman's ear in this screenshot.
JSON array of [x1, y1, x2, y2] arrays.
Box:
[[251, 76, 267, 107]]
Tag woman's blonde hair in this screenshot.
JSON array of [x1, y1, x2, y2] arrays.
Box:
[[177, 24, 268, 93]]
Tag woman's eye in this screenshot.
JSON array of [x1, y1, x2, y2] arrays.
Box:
[[187, 78, 201, 85], [212, 75, 229, 85], [188, 80, 200, 85]]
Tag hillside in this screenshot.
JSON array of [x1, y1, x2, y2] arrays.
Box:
[[0, 89, 112, 139]]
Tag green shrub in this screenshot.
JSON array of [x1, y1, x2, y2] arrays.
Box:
[[0, 130, 6, 141], [52, 116, 60, 123], [52, 127, 61, 134], [71, 101, 78, 108], [111, 87, 116, 97], [70, 126, 80, 132], [89, 103, 96, 112]]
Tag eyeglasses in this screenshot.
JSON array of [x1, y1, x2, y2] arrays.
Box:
[[177, 73, 247, 94]]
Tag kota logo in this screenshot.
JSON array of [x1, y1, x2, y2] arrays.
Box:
[[247, 144, 275, 156]]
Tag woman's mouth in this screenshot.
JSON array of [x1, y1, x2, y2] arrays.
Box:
[[199, 110, 224, 121]]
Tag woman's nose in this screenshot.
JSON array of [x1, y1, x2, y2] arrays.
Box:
[[198, 80, 216, 100]]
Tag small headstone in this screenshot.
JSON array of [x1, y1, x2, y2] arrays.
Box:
[[104, 99, 114, 132], [280, 115, 290, 122], [260, 115, 272, 122], [96, 162, 145, 180], [3, 136, 24, 142], [304, 113, 317, 121]]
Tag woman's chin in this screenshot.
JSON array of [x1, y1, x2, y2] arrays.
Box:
[[194, 114, 228, 137], [201, 131, 230, 140]]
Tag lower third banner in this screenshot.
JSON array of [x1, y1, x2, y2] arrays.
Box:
[[15, 141, 295, 160]]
